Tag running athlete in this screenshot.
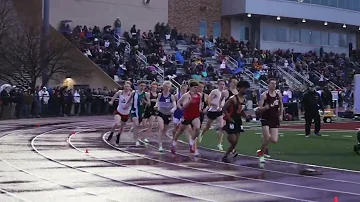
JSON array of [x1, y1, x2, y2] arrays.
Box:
[[144, 82, 158, 139], [172, 84, 188, 136], [107, 81, 133, 145], [199, 79, 226, 151], [219, 77, 239, 105], [154, 81, 177, 152], [222, 81, 250, 163], [256, 78, 283, 163], [198, 81, 208, 127], [130, 81, 150, 146], [172, 80, 201, 154]]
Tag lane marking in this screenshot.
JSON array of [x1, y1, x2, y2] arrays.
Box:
[[0, 188, 32, 202], [343, 135, 352, 138], [35, 131, 214, 202], [297, 134, 305, 136]]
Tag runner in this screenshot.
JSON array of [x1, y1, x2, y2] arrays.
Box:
[[256, 78, 283, 163], [154, 81, 177, 152], [199, 79, 226, 151], [219, 76, 238, 104], [171, 80, 201, 155], [130, 81, 150, 146], [221, 81, 250, 163], [144, 82, 158, 142], [107, 81, 133, 145], [198, 81, 208, 127], [172, 84, 188, 137]]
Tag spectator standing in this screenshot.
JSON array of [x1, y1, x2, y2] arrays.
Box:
[[114, 17, 121, 35], [73, 89, 80, 115], [23, 89, 33, 117], [41, 87, 50, 116]]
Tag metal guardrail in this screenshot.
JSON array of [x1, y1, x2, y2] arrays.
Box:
[[276, 66, 302, 89], [313, 70, 341, 90], [283, 66, 314, 86], [115, 34, 130, 54], [226, 56, 238, 70], [243, 68, 268, 90], [135, 51, 180, 91]]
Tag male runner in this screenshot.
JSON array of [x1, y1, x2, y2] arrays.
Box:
[[198, 81, 208, 127], [219, 76, 239, 104], [107, 81, 133, 145], [199, 79, 226, 150], [154, 81, 177, 152], [172, 80, 201, 154], [256, 78, 283, 163], [172, 84, 188, 137], [222, 81, 250, 163], [130, 81, 150, 146], [144, 82, 158, 141]]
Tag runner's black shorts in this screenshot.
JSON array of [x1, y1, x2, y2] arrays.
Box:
[[158, 111, 172, 125], [207, 111, 223, 120]]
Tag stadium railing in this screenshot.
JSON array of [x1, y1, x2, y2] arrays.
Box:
[[276, 66, 302, 89], [313, 70, 341, 90], [282, 65, 314, 86], [243, 68, 268, 91]]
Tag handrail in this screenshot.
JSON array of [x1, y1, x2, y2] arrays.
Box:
[[276, 66, 302, 86], [284, 66, 314, 86], [243, 68, 268, 90], [226, 55, 238, 70], [313, 70, 341, 90], [115, 34, 130, 54], [215, 48, 222, 57], [136, 51, 147, 64]]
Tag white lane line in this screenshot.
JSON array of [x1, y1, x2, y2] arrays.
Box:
[[36, 132, 213, 202], [343, 135, 352, 138], [164, 129, 360, 185], [96, 132, 314, 202], [297, 134, 305, 136], [126, 132, 360, 197], [0, 129, 117, 202], [0, 188, 32, 202]]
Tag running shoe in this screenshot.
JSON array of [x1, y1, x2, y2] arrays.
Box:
[[217, 144, 223, 151], [189, 144, 195, 153], [158, 146, 163, 152], [106, 133, 113, 141], [257, 149, 266, 163], [135, 140, 141, 147], [115, 135, 120, 145], [264, 148, 270, 158], [314, 133, 322, 136], [222, 156, 231, 163], [144, 138, 149, 143], [259, 156, 266, 163], [232, 150, 239, 158], [171, 145, 176, 154], [194, 150, 199, 156]]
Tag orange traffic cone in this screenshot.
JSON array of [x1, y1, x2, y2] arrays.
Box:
[[71, 131, 76, 135], [334, 196, 338, 202], [85, 149, 89, 153]]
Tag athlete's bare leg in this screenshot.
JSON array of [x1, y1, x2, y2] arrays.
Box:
[[132, 117, 141, 146], [199, 119, 214, 139], [107, 115, 121, 141], [216, 116, 225, 146], [269, 128, 279, 143], [223, 133, 241, 163]]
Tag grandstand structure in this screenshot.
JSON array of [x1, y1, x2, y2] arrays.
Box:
[[1, 0, 359, 93]]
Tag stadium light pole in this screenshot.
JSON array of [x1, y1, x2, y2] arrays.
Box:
[[40, 0, 50, 87]]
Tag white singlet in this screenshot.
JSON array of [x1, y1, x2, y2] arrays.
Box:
[[208, 89, 223, 112], [117, 91, 131, 115]]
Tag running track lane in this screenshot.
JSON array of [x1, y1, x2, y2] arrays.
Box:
[[102, 126, 360, 202]]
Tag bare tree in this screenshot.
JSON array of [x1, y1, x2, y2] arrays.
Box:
[[0, 24, 82, 89], [0, 0, 15, 41]]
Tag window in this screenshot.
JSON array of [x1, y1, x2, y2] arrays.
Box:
[[276, 27, 289, 42], [345, 0, 353, 10], [262, 25, 275, 41], [290, 28, 300, 43], [213, 22, 221, 38], [301, 29, 311, 44], [321, 32, 329, 45], [311, 31, 321, 45], [329, 32, 339, 46], [338, 0, 346, 8], [199, 21, 207, 37], [240, 26, 250, 41], [311, 0, 320, 5], [339, 33, 348, 47]]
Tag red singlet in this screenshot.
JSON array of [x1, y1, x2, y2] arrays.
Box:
[[183, 93, 201, 120]]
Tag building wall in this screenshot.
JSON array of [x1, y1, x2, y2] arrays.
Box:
[[223, 0, 360, 26], [168, 0, 224, 36], [230, 16, 356, 54], [50, 0, 168, 33]]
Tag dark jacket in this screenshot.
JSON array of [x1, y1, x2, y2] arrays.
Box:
[[301, 90, 324, 114]]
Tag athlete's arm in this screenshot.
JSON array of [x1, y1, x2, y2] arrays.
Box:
[[219, 90, 228, 107], [109, 90, 121, 105], [179, 94, 192, 109], [126, 91, 135, 106], [142, 92, 151, 106], [170, 94, 177, 113], [222, 96, 235, 123], [257, 92, 269, 112], [154, 93, 161, 110], [277, 92, 284, 120], [208, 90, 217, 107]]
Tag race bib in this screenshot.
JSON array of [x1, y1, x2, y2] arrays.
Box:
[[273, 100, 279, 106], [165, 98, 170, 102], [229, 123, 234, 129]]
